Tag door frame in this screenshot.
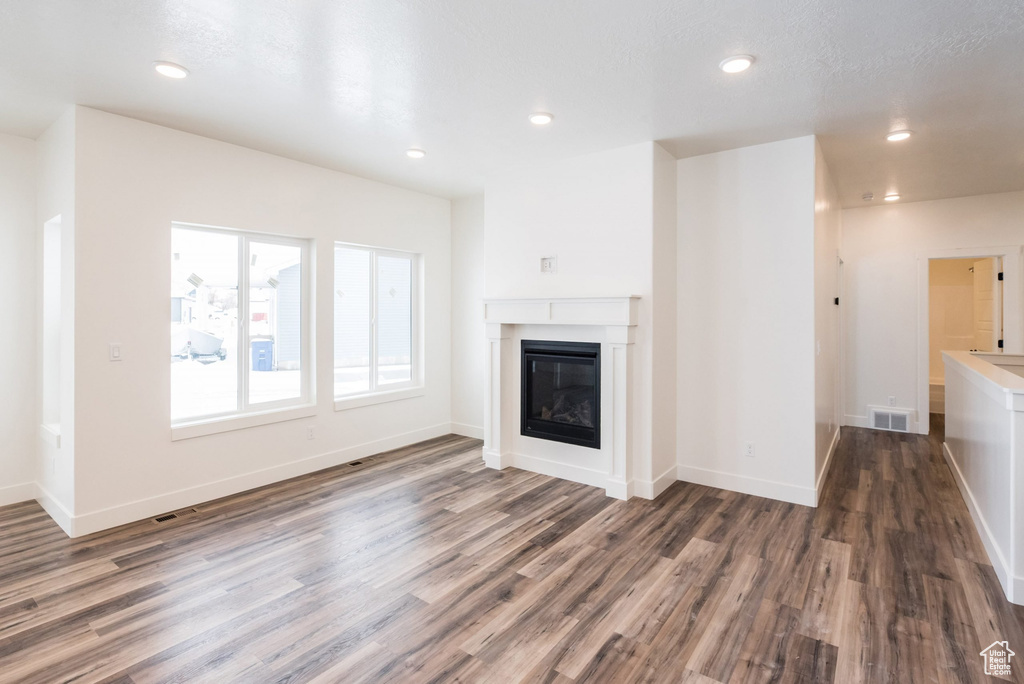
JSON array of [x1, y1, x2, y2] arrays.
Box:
[[837, 256, 845, 428], [916, 245, 1023, 434]]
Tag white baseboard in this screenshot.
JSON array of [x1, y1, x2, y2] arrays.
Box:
[[0, 482, 36, 507], [450, 422, 484, 440], [814, 427, 841, 506], [676, 464, 816, 507], [505, 452, 611, 491], [844, 414, 868, 428], [604, 477, 633, 501], [482, 450, 639, 501], [941, 441, 1019, 604], [634, 465, 677, 500], [482, 447, 512, 470], [35, 484, 75, 537], [67, 422, 454, 538]]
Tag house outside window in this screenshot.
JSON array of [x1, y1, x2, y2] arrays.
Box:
[[334, 244, 420, 403], [171, 223, 313, 429]]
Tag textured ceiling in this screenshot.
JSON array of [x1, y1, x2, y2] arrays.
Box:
[[1, 0, 1022, 206]]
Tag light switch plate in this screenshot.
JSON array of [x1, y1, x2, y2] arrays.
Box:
[[540, 256, 557, 274], [109, 343, 122, 361]]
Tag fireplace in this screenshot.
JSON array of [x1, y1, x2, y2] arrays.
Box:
[[521, 340, 601, 449]]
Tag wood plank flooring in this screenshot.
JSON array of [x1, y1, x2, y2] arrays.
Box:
[[2, 416, 1023, 683]]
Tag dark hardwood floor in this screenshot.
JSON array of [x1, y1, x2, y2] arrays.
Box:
[[1, 418, 1022, 683]]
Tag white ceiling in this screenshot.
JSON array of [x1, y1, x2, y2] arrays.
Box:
[[1, 0, 1022, 206]]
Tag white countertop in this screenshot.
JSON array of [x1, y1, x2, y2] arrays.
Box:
[[943, 351, 1024, 395]]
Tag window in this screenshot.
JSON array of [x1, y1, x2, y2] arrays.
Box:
[[334, 244, 418, 399], [171, 224, 311, 427]]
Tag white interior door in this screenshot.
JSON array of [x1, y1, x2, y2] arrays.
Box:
[[972, 257, 1000, 351]]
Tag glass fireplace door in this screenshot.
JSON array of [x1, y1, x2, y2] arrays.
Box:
[[521, 340, 601, 449]]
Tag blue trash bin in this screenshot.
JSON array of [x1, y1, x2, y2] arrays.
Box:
[[251, 340, 273, 371]]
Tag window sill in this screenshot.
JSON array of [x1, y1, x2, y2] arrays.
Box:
[[171, 404, 317, 441], [39, 423, 61, 449], [334, 386, 426, 412]]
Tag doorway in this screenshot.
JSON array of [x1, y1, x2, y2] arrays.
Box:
[[927, 256, 1003, 414]]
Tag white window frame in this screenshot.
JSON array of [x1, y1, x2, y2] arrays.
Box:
[[334, 243, 423, 410], [171, 222, 315, 439]]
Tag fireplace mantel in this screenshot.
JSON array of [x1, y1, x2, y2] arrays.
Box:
[[483, 296, 639, 328], [483, 296, 640, 499]]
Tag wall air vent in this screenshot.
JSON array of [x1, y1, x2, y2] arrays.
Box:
[[870, 408, 910, 433]]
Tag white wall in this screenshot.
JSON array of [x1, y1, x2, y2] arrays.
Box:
[[450, 195, 485, 437], [34, 109, 77, 524], [677, 136, 819, 505], [842, 190, 1024, 432], [484, 143, 656, 300], [484, 141, 676, 493], [813, 141, 842, 491], [0, 133, 37, 506], [651, 144, 678, 486], [66, 107, 451, 534], [943, 352, 1024, 604]]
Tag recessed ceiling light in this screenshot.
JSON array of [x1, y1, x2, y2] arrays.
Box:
[[406, 148, 426, 159], [884, 193, 900, 202], [719, 55, 754, 73], [154, 61, 189, 79], [886, 130, 912, 142], [529, 112, 554, 126]]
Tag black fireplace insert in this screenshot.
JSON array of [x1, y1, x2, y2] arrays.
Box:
[[521, 340, 600, 449]]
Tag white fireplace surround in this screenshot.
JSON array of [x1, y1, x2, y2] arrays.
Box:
[[483, 296, 641, 499]]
